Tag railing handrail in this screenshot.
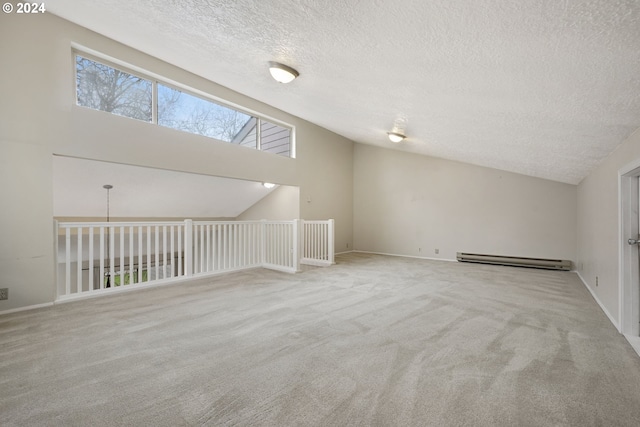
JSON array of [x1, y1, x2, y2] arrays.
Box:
[[58, 221, 186, 228], [193, 220, 296, 225], [58, 220, 301, 228]]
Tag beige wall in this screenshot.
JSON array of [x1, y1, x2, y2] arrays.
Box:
[[0, 13, 353, 311], [236, 186, 300, 221], [0, 141, 55, 309], [576, 129, 640, 325], [354, 144, 577, 262], [296, 123, 353, 252]]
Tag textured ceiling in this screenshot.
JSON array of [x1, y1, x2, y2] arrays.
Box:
[[48, 0, 640, 184], [52, 157, 277, 218]]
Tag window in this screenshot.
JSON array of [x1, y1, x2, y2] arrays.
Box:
[[76, 56, 152, 122], [75, 53, 294, 157], [157, 84, 253, 143]]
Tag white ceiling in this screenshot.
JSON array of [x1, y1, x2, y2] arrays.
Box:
[[48, 0, 640, 184], [52, 157, 277, 218]]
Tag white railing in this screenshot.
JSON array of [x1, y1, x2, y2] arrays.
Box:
[[192, 221, 263, 275], [56, 221, 187, 301], [263, 221, 299, 272], [301, 219, 335, 266], [56, 218, 334, 301]]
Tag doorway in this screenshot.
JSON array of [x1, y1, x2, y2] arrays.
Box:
[[619, 160, 640, 354]]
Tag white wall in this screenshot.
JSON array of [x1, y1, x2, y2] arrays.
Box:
[[354, 144, 577, 262], [236, 186, 300, 221], [52, 157, 281, 219], [576, 128, 640, 325], [297, 123, 353, 253], [0, 141, 55, 308], [0, 13, 353, 311]]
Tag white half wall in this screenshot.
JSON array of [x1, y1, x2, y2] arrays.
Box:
[[354, 144, 577, 262], [577, 128, 640, 325]]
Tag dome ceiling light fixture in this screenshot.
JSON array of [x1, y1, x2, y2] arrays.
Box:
[[388, 116, 408, 143], [268, 61, 299, 84], [387, 131, 406, 143]]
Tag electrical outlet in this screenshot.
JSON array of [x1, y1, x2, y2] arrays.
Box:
[[596, 276, 599, 287], [435, 249, 439, 254], [346, 243, 349, 248], [418, 247, 422, 252], [0, 288, 7, 300]]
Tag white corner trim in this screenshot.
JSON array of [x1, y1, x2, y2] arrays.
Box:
[[0, 302, 54, 316], [576, 271, 620, 331]]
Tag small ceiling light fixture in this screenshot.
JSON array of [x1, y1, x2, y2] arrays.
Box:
[[388, 116, 408, 143], [268, 61, 299, 84], [262, 182, 276, 189], [387, 131, 406, 143]]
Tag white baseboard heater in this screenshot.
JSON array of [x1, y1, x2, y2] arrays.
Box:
[[456, 252, 572, 271]]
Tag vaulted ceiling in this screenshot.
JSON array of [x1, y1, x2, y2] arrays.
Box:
[[48, 0, 640, 184]]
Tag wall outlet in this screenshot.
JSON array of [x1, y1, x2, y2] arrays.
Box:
[[0, 288, 7, 300], [418, 247, 422, 252], [596, 276, 599, 287], [435, 248, 439, 254], [346, 243, 349, 248]]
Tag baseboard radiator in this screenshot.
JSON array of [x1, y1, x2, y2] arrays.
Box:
[[456, 252, 572, 271]]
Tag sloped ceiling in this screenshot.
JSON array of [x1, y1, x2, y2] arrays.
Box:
[[47, 0, 640, 184], [52, 157, 277, 218]]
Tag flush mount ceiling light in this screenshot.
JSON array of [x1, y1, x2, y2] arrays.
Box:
[[268, 61, 299, 83], [387, 132, 406, 143], [262, 182, 276, 189], [388, 117, 408, 143]]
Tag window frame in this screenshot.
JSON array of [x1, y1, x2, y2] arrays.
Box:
[[72, 46, 296, 158]]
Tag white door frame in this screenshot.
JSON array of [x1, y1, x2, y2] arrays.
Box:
[[619, 160, 640, 338]]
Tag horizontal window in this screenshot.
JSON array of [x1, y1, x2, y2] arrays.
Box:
[[158, 84, 253, 143], [75, 54, 294, 157], [76, 56, 152, 122]]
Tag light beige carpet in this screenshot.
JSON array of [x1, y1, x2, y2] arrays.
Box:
[[1, 252, 640, 426]]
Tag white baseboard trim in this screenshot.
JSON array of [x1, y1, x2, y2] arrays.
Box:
[[0, 302, 54, 316], [353, 250, 457, 263], [624, 334, 640, 358], [335, 250, 354, 256], [576, 271, 620, 332]]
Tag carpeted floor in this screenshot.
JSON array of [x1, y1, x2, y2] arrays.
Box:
[[1, 252, 640, 426]]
